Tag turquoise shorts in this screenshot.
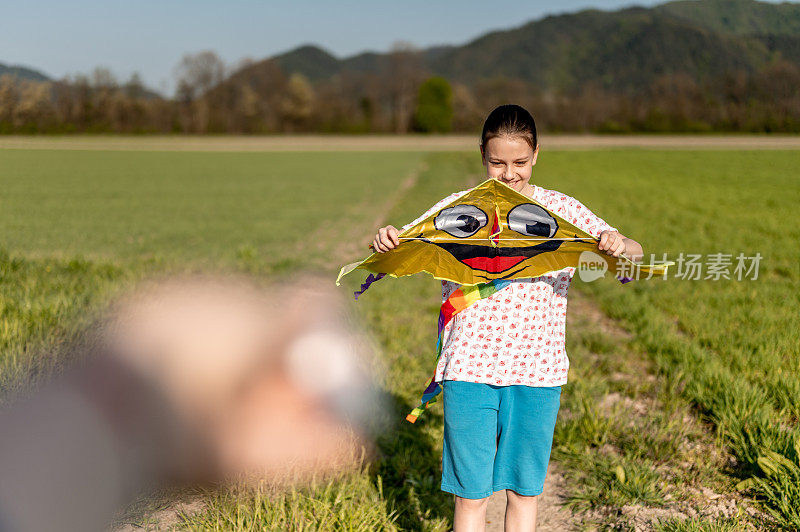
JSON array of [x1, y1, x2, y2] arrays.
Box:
[[441, 380, 561, 499]]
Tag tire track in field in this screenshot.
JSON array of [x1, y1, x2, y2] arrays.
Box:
[[367, 162, 482, 241], [368, 159, 427, 237], [323, 158, 428, 268], [284, 158, 428, 275]]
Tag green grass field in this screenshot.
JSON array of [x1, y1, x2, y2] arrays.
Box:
[[0, 145, 797, 530]]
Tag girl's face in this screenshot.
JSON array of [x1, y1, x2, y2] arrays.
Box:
[[481, 135, 539, 193]]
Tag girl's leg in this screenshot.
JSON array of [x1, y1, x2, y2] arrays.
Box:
[[504, 490, 538, 531], [454, 495, 490, 532], [441, 381, 499, 530]]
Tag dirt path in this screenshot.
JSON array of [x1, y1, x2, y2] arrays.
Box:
[[485, 466, 576, 531], [108, 487, 206, 532], [2, 134, 799, 152]]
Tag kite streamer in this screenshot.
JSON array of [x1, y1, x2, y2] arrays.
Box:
[[354, 273, 385, 300], [406, 278, 512, 423]]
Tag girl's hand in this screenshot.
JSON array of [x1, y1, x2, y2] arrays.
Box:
[[373, 225, 400, 253], [598, 230, 626, 257]]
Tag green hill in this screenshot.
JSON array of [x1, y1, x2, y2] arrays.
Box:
[[657, 0, 800, 36], [250, 0, 799, 93], [271, 45, 342, 81], [427, 7, 773, 92], [0, 63, 50, 82]]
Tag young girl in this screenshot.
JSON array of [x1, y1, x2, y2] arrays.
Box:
[[373, 105, 643, 531]]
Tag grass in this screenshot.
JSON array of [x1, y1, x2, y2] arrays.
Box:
[[548, 151, 799, 528], [652, 515, 749, 532], [182, 470, 400, 531], [0, 250, 129, 397], [0, 149, 425, 266], [0, 146, 797, 529]]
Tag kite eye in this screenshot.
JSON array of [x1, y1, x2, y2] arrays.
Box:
[[507, 204, 558, 238], [434, 205, 488, 238]]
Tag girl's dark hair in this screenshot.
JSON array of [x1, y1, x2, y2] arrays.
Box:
[[480, 104, 538, 151]]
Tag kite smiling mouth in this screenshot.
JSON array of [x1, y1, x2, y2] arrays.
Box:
[[428, 240, 564, 274]]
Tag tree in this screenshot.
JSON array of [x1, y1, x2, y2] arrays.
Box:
[[14, 80, 53, 130], [450, 83, 482, 132], [386, 41, 425, 133], [219, 59, 289, 132], [174, 51, 226, 132], [174, 51, 225, 100], [0, 75, 19, 128], [413, 77, 453, 132], [123, 72, 146, 99], [280, 73, 315, 131], [91, 67, 118, 90]]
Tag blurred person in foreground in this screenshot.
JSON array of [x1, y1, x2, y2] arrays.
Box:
[[0, 275, 380, 532]]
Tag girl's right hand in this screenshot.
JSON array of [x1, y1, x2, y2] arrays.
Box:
[[373, 225, 400, 253]]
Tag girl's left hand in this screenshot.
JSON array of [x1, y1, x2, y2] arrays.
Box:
[[598, 230, 626, 257]]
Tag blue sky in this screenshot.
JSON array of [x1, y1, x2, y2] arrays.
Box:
[[1, 0, 793, 95]]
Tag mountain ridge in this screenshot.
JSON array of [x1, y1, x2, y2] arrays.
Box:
[[0, 63, 51, 82], [261, 0, 800, 93]]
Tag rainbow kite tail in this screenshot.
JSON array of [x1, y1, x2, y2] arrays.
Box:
[[406, 375, 442, 423], [406, 278, 515, 424]]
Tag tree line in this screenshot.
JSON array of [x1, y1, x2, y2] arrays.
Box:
[[1, 49, 798, 134]]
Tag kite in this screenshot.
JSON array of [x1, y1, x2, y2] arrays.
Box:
[[338, 178, 671, 289], [336, 178, 673, 422]]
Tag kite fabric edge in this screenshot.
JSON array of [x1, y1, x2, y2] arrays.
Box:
[[338, 249, 673, 294], [336, 178, 674, 296]]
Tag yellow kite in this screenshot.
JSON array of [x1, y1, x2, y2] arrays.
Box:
[[337, 178, 671, 289]]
